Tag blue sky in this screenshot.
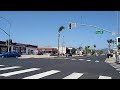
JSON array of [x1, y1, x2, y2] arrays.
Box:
[[0, 11, 119, 49]]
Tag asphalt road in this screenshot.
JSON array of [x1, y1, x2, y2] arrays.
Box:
[[0, 55, 120, 79]]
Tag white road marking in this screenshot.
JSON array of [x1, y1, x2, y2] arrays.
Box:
[[86, 60, 91, 61], [23, 70, 60, 79], [0, 66, 21, 71], [112, 65, 120, 68], [63, 72, 83, 79], [116, 68, 120, 71], [71, 59, 76, 60], [98, 76, 112, 79], [0, 65, 4, 66], [78, 59, 84, 60], [64, 58, 69, 59], [95, 60, 99, 62], [0, 68, 40, 77]]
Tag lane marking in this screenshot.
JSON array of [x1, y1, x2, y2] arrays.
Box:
[[116, 68, 120, 71], [95, 60, 99, 62], [78, 59, 84, 60], [86, 60, 91, 62], [71, 59, 76, 60], [63, 72, 83, 79], [23, 70, 60, 79], [98, 76, 112, 79], [0, 68, 40, 77], [0, 65, 5, 66], [64, 58, 69, 59], [0, 66, 21, 71]]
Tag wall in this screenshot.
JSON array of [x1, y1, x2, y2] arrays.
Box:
[[26, 47, 37, 55]]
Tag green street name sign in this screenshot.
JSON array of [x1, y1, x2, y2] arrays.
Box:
[[96, 30, 103, 34]]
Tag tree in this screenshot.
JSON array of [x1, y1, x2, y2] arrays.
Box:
[[107, 39, 113, 54], [58, 26, 65, 56], [87, 46, 90, 49], [93, 44, 96, 50], [71, 48, 76, 54], [79, 46, 83, 50]]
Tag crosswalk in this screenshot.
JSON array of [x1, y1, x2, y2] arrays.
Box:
[[0, 64, 113, 79], [110, 63, 120, 74], [52, 58, 100, 63]]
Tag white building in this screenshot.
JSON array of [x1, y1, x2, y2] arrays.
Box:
[[54, 47, 66, 54]]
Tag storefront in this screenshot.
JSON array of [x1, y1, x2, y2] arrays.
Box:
[[0, 41, 37, 54]]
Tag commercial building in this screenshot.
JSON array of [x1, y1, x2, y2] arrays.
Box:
[[37, 47, 58, 54], [0, 41, 37, 54]]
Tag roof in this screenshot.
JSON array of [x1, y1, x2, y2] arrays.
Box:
[[0, 41, 37, 48]]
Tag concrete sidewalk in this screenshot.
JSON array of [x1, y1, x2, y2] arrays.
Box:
[[105, 57, 116, 64]]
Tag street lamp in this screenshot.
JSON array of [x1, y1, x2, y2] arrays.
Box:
[[0, 17, 11, 52]]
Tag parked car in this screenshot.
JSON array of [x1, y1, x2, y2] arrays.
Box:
[[0, 52, 21, 58], [37, 52, 43, 55]]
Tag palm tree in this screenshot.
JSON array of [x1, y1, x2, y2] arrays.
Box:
[[58, 26, 65, 56], [93, 44, 96, 50], [79, 46, 83, 50], [87, 46, 90, 49], [107, 39, 113, 54]]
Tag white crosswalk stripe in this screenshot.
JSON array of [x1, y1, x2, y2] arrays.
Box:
[[63, 72, 83, 79], [86, 60, 91, 62], [71, 59, 76, 60], [0, 65, 4, 66], [64, 58, 69, 59], [23, 70, 60, 79], [0, 68, 40, 77], [116, 68, 120, 71], [95, 60, 99, 62], [0, 66, 21, 71], [78, 59, 84, 60], [98, 76, 112, 79]]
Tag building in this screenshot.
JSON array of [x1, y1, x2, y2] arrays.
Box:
[[0, 41, 38, 55], [37, 47, 58, 54], [55, 47, 66, 54]]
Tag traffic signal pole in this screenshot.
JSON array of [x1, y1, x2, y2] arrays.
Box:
[[0, 17, 11, 53], [80, 24, 117, 35]]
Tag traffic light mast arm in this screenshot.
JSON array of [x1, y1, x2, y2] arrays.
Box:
[[80, 24, 117, 35], [0, 27, 10, 37]]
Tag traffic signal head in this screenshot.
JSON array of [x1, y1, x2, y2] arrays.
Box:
[[69, 23, 72, 29], [117, 37, 120, 46]]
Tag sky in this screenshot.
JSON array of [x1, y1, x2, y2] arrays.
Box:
[[0, 11, 119, 49]]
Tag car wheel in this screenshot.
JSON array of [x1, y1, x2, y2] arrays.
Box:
[[1, 56, 4, 58]]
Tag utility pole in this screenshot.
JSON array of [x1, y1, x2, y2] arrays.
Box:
[[117, 11, 119, 37], [58, 32, 60, 57], [62, 35, 64, 54], [116, 11, 120, 63], [0, 17, 11, 53]]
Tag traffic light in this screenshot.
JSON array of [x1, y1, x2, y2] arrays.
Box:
[[117, 37, 120, 46], [69, 23, 72, 29], [6, 39, 12, 45], [69, 22, 76, 29]]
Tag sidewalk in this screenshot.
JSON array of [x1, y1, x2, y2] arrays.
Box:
[[105, 57, 116, 64]]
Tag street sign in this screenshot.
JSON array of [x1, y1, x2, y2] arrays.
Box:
[[96, 30, 103, 34]]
